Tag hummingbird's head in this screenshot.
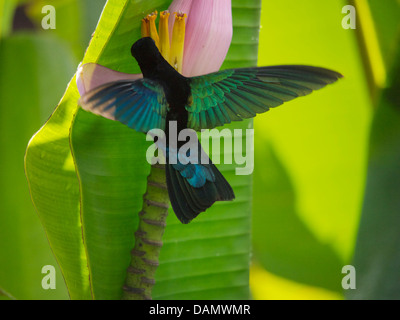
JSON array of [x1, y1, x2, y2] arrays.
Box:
[[131, 37, 179, 79], [131, 37, 161, 64]]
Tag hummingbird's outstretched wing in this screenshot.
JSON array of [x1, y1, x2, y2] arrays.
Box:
[[186, 65, 343, 130], [79, 79, 168, 132]]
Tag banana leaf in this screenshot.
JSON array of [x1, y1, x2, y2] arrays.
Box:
[[347, 0, 400, 299], [25, 0, 261, 300]]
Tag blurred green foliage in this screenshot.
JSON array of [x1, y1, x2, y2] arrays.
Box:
[[0, 33, 74, 300], [251, 0, 400, 299], [253, 0, 372, 295], [347, 19, 400, 299]]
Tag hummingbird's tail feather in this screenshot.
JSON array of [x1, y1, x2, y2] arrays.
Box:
[[166, 162, 235, 224]]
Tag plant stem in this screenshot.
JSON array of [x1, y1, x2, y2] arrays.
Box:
[[122, 164, 169, 300]]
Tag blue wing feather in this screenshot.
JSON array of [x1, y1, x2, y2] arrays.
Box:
[[79, 79, 168, 133]]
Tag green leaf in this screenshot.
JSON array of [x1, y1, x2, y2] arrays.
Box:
[[26, 0, 261, 300], [70, 0, 171, 300], [348, 82, 400, 299], [25, 82, 92, 300], [25, 0, 170, 300], [0, 33, 76, 300], [70, 0, 259, 300], [70, 112, 152, 299], [347, 22, 400, 298], [25, 0, 261, 300]]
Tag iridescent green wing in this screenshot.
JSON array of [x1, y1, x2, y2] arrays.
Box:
[[186, 65, 343, 130], [79, 79, 168, 133]]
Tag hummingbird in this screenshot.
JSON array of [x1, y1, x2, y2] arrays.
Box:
[[79, 37, 342, 224]]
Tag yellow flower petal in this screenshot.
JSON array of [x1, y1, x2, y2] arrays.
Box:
[[158, 11, 171, 62], [169, 11, 187, 73], [141, 18, 150, 38]]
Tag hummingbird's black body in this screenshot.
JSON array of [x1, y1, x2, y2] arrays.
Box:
[[131, 38, 191, 115], [131, 38, 235, 223], [80, 37, 342, 223]]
